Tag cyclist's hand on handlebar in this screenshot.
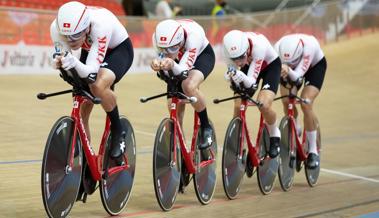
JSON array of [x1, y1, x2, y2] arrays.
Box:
[[61, 52, 78, 71], [231, 70, 245, 84], [281, 64, 289, 78], [52, 56, 62, 69], [151, 59, 161, 72], [160, 58, 174, 71]]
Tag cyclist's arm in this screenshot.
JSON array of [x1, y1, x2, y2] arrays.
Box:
[[173, 34, 203, 75], [246, 46, 265, 85], [288, 44, 315, 81], [76, 25, 112, 78]]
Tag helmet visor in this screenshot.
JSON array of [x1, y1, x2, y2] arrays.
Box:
[[231, 52, 247, 61], [67, 29, 87, 41], [158, 43, 181, 54]]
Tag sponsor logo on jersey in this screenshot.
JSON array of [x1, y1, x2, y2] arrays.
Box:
[[186, 48, 197, 68], [96, 36, 107, 64], [301, 55, 310, 72]]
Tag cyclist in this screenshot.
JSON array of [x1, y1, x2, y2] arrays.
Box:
[[274, 34, 327, 169], [150, 19, 215, 150], [223, 30, 281, 158], [50, 1, 134, 160]]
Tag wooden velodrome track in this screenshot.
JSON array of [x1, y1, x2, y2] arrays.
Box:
[[0, 33, 378, 218]]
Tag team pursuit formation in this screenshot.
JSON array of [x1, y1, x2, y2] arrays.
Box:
[[37, 1, 327, 217]]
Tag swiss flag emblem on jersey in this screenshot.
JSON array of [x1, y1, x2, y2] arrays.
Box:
[[160, 36, 167, 42], [63, 23, 71, 28]]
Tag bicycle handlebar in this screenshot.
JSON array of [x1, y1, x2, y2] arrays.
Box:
[[213, 95, 262, 108], [37, 65, 101, 104]]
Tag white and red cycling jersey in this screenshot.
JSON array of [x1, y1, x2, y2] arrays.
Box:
[[274, 34, 325, 81], [227, 32, 278, 84], [50, 6, 129, 75], [153, 19, 209, 75]]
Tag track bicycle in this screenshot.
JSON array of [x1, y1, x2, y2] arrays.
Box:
[[38, 67, 136, 217], [214, 87, 279, 199], [275, 79, 321, 191], [140, 71, 217, 211]]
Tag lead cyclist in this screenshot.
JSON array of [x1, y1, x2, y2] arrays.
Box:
[[50, 1, 134, 161]]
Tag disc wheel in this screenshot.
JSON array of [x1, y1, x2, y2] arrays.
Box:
[[194, 122, 217, 205], [41, 116, 82, 218], [152, 118, 181, 211], [100, 116, 136, 215], [221, 117, 246, 200], [256, 125, 279, 195], [278, 116, 296, 191]]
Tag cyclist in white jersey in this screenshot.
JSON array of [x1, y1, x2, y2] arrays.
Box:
[[274, 34, 327, 169], [223, 30, 282, 158], [50, 1, 134, 160], [150, 19, 215, 150]]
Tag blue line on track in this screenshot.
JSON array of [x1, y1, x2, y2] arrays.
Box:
[[356, 211, 379, 218]]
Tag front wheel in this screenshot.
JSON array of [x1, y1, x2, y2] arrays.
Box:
[[153, 118, 181, 211], [41, 116, 82, 218], [100, 116, 136, 215], [305, 120, 321, 187], [256, 125, 279, 195], [221, 117, 246, 200], [278, 116, 296, 191], [194, 122, 217, 205]]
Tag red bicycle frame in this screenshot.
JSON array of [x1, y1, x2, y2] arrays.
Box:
[[285, 93, 308, 161], [67, 95, 129, 181], [170, 97, 216, 174], [238, 99, 268, 167]]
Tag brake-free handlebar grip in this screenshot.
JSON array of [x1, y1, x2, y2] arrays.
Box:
[[93, 97, 101, 104], [303, 99, 311, 104], [37, 93, 47, 100], [140, 97, 148, 103], [213, 99, 220, 104], [189, 96, 197, 103]]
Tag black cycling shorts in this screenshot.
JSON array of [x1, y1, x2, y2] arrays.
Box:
[[304, 57, 327, 90], [167, 43, 215, 96], [192, 43, 215, 79], [80, 37, 134, 84], [240, 57, 281, 94]]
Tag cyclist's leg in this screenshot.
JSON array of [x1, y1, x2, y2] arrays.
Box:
[[183, 44, 215, 149], [91, 38, 134, 158], [258, 58, 281, 158], [301, 57, 326, 168]]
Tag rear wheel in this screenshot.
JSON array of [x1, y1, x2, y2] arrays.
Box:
[[41, 116, 82, 218], [257, 125, 278, 195], [278, 116, 296, 191], [193, 122, 217, 204], [305, 121, 321, 187], [100, 116, 136, 215], [152, 118, 181, 211], [221, 117, 246, 200], [194, 122, 217, 204]]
